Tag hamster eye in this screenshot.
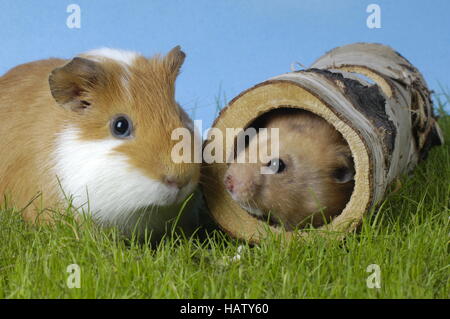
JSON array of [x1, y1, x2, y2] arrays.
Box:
[[111, 115, 132, 138], [266, 158, 286, 174]]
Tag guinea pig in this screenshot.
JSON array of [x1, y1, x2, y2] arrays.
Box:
[[223, 109, 355, 231], [0, 46, 201, 241]]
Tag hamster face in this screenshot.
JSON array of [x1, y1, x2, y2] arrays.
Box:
[[224, 110, 355, 230], [49, 48, 200, 223]]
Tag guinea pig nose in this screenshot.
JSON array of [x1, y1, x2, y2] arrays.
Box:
[[164, 176, 180, 188], [224, 174, 234, 193], [164, 176, 185, 189]]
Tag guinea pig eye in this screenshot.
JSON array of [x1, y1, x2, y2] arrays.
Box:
[[111, 115, 132, 138], [266, 158, 286, 174]]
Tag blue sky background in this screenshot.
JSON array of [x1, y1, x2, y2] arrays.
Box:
[[0, 0, 448, 126]]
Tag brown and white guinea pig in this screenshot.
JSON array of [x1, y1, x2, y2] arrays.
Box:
[[0, 46, 201, 241], [224, 109, 355, 231]]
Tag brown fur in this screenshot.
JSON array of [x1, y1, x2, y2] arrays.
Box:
[[224, 109, 355, 230], [0, 47, 199, 222]]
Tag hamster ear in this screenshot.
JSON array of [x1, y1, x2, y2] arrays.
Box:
[[48, 57, 105, 112], [333, 165, 355, 183], [332, 147, 355, 183], [165, 45, 186, 77]]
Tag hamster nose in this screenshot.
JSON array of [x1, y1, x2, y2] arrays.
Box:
[[164, 176, 187, 189], [224, 174, 234, 193]]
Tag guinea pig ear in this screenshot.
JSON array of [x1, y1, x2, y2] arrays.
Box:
[[165, 45, 186, 77], [48, 57, 105, 112]]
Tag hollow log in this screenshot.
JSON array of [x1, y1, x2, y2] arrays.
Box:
[[201, 43, 444, 243]]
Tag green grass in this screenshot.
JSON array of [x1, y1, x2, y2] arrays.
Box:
[[0, 116, 449, 299]]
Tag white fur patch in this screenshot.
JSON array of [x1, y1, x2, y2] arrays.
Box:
[[82, 48, 139, 66], [80, 48, 138, 99], [53, 127, 193, 226]]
